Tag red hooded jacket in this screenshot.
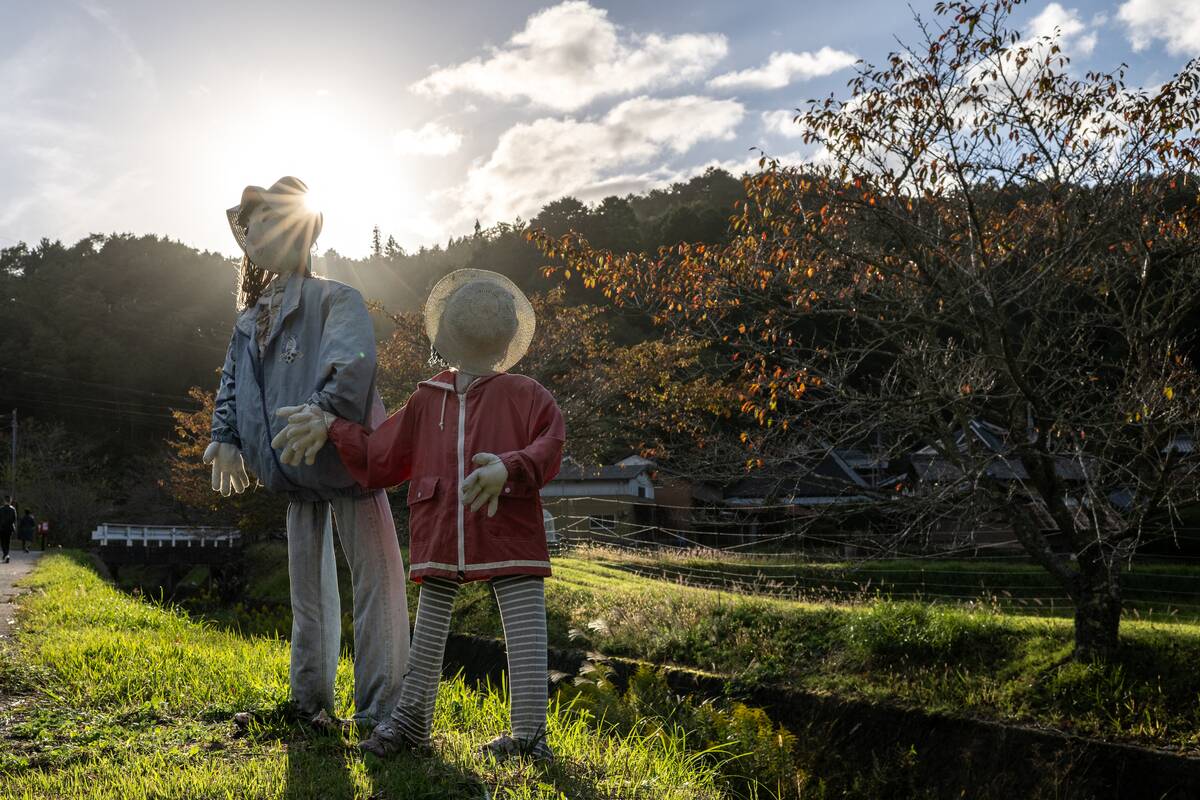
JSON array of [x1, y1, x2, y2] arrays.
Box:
[[327, 370, 565, 583]]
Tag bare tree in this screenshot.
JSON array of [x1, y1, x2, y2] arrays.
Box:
[[531, 0, 1200, 660]]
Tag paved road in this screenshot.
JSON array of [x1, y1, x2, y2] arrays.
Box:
[[0, 548, 43, 642]]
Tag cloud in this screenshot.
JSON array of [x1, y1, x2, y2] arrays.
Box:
[[0, 6, 156, 244], [393, 122, 464, 156], [79, 1, 156, 91], [1118, 0, 1200, 56], [708, 47, 857, 91], [457, 94, 744, 224], [1028, 3, 1096, 56], [761, 109, 806, 138], [411, 1, 727, 111]]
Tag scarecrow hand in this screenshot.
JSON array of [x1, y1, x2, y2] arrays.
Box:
[[462, 452, 508, 518], [272, 404, 334, 466], [202, 442, 250, 497]]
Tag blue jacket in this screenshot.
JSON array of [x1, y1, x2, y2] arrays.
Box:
[[211, 270, 385, 500]]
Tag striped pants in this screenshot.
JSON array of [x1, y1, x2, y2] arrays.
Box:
[[390, 575, 548, 745]]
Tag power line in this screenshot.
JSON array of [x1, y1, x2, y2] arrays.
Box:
[[0, 366, 203, 405]]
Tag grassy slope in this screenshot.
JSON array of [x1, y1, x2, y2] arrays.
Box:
[[531, 556, 1200, 752], [131, 541, 1200, 751], [0, 554, 734, 800], [577, 546, 1200, 622]]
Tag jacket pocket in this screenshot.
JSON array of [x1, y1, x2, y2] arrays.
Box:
[[408, 476, 440, 506]]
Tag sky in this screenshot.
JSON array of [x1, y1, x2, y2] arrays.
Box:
[[0, 0, 1192, 259]]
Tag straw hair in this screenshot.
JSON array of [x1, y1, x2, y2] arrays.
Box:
[[424, 269, 535, 374]]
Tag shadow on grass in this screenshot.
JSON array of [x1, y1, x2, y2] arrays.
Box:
[[220, 704, 490, 799], [361, 750, 492, 800]]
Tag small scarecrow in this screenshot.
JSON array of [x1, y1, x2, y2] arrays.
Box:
[[274, 269, 564, 761], [205, 176, 410, 730]]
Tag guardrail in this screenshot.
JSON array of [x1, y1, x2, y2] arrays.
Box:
[[91, 523, 241, 548]]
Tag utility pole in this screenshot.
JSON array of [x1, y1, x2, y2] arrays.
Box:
[[10, 409, 15, 501]]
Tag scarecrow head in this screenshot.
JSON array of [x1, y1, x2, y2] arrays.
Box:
[[226, 176, 323, 308]]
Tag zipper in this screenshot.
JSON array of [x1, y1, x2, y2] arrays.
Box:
[[456, 389, 467, 575]]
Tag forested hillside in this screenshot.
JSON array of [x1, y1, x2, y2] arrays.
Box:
[[0, 169, 746, 538]]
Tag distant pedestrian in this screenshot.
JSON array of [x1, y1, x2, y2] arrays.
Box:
[[0, 497, 14, 563], [37, 518, 49, 550], [18, 509, 35, 553]]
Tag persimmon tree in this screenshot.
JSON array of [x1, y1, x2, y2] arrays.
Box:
[[531, 0, 1200, 660]]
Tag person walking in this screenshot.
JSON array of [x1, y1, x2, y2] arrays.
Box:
[[37, 518, 49, 550], [0, 497, 14, 563], [17, 509, 35, 553]]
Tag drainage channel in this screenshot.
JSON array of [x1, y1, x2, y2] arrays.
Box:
[[443, 633, 1200, 800]]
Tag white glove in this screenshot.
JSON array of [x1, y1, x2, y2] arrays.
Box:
[[202, 442, 250, 497], [271, 404, 334, 466], [461, 452, 508, 518]]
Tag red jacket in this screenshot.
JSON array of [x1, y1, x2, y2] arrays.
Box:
[[327, 370, 565, 583]]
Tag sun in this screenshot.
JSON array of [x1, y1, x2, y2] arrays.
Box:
[[204, 91, 415, 256]]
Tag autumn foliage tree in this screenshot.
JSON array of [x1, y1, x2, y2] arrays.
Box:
[[531, 0, 1200, 660], [166, 387, 285, 535], [376, 288, 735, 469]]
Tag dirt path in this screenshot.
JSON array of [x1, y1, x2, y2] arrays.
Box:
[[0, 548, 43, 642]]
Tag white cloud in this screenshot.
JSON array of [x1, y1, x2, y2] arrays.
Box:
[[708, 47, 857, 91], [761, 109, 806, 138], [393, 122, 464, 156], [411, 1, 727, 111], [457, 94, 744, 225], [0, 7, 156, 243], [1118, 0, 1200, 56], [1028, 3, 1096, 56]]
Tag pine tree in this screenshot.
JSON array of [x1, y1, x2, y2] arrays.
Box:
[[384, 235, 404, 260], [371, 226, 382, 258]]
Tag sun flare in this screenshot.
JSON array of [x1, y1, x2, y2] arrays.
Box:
[[203, 92, 418, 256]]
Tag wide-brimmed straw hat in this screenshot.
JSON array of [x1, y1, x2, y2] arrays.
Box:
[[424, 269, 535, 374], [226, 176, 323, 257]]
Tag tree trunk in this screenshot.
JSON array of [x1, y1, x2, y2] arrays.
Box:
[[1072, 573, 1122, 661]]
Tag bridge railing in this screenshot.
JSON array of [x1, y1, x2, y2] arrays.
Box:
[[91, 523, 242, 548]]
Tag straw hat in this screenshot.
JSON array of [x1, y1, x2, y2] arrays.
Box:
[[226, 176, 323, 257], [424, 269, 535, 374]]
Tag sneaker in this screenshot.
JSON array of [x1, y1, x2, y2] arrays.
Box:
[[478, 733, 554, 763], [358, 720, 423, 758]]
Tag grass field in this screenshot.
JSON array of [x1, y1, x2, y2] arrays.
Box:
[[538, 553, 1200, 752], [570, 544, 1200, 623], [0, 553, 779, 800], [121, 541, 1200, 752]]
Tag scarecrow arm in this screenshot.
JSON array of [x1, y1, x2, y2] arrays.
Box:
[[496, 382, 566, 489], [210, 332, 241, 446], [307, 286, 377, 424], [325, 393, 417, 489]]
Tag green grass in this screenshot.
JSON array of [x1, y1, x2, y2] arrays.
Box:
[[106, 541, 1200, 756], [0, 553, 760, 799], [528, 554, 1200, 752], [575, 545, 1200, 623]]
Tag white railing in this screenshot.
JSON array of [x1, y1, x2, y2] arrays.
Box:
[[90, 523, 242, 548]]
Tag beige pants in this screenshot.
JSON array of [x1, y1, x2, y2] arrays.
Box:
[[286, 490, 410, 725]]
